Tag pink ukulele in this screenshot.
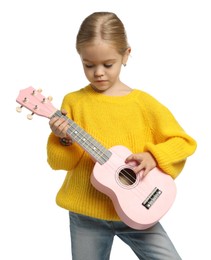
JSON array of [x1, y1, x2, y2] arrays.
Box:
[[16, 87, 177, 230]]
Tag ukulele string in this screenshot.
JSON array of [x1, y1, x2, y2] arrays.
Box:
[[27, 94, 153, 200], [53, 110, 152, 199], [110, 149, 156, 195], [54, 111, 151, 199], [20, 91, 139, 190]]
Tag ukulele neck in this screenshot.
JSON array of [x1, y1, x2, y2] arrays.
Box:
[[52, 110, 112, 165]]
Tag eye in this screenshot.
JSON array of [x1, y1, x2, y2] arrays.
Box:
[[85, 64, 94, 68], [104, 64, 113, 68]]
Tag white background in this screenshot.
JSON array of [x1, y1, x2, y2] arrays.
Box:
[[1, 0, 210, 259]]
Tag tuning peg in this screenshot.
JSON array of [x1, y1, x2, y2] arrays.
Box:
[[27, 113, 34, 120], [31, 88, 42, 96], [41, 95, 53, 104], [47, 96, 53, 101], [16, 106, 23, 112]]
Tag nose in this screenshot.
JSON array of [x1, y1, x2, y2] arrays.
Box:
[[94, 66, 104, 78]]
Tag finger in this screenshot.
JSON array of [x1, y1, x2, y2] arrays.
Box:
[[125, 154, 141, 163], [50, 115, 67, 127], [59, 122, 69, 132], [133, 165, 148, 178], [142, 168, 150, 177], [132, 163, 145, 174], [55, 121, 70, 137], [49, 116, 59, 126], [61, 109, 67, 115], [53, 118, 68, 128]]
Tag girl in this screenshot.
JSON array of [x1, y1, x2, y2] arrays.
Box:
[[47, 12, 197, 260]]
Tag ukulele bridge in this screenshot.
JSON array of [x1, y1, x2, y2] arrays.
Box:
[[142, 187, 162, 209]]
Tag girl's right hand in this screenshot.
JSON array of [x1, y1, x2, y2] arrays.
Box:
[[49, 109, 72, 140]]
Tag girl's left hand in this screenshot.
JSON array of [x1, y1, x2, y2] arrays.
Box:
[[125, 152, 157, 177]]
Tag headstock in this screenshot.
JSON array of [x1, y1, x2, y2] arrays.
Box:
[[16, 86, 57, 119]]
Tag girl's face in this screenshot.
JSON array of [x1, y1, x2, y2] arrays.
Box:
[[79, 41, 130, 94]]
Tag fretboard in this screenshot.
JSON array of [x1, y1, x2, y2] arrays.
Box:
[[52, 111, 112, 165]]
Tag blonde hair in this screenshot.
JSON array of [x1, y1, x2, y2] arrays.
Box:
[[76, 12, 130, 55]]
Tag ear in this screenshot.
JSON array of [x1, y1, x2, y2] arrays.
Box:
[[122, 48, 131, 65]]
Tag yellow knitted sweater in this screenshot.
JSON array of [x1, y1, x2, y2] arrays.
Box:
[[47, 85, 197, 221]]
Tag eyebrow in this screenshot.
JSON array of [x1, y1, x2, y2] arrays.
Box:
[[82, 59, 116, 63]]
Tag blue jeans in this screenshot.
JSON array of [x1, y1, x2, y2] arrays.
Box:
[[69, 212, 181, 260]]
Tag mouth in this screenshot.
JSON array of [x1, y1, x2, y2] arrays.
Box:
[[95, 80, 107, 83]]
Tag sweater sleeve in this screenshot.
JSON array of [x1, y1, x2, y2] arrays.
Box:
[[46, 93, 84, 171], [142, 94, 197, 179]]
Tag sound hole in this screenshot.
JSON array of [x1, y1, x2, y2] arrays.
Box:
[[119, 168, 136, 186]]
